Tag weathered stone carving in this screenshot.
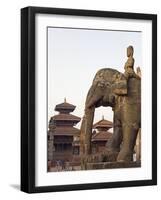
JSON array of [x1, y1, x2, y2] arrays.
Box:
[[124, 45, 138, 79], [80, 46, 141, 169]]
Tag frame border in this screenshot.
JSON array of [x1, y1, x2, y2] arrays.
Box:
[[21, 6, 157, 193]]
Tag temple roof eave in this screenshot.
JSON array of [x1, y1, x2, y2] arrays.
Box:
[[55, 102, 76, 112], [51, 126, 80, 136], [52, 113, 81, 122], [93, 119, 113, 129], [92, 131, 112, 142]]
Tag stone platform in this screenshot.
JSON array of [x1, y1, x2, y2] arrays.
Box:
[[86, 161, 141, 170]]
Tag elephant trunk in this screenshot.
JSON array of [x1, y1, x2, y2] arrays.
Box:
[[84, 106, 95, 155], [80, 116, 86, 155], [80, 106, 95, 170]]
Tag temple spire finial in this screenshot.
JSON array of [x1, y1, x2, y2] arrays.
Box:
[[102, 115, 104, 120], [64, 97, 66, 103]]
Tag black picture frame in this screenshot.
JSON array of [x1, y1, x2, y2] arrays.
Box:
[[21, 6, 157, 193]]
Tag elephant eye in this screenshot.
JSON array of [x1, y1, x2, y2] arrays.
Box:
[[105, 82, 111, 87], [98, 81, 105, 88]]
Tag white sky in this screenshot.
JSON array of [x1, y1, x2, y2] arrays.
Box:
[[48, 27, 142, 128]]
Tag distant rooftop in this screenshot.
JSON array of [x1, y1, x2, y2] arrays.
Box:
[[92, 131, 112, 142], [55, 98, 76, 113], [52, 126, 80, 136], [93, 115, 113, 129], [52, 113, 81, 122]]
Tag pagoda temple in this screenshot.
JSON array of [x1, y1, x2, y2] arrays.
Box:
[[48, 98, 81, 165], [91, 116, 113, 154]]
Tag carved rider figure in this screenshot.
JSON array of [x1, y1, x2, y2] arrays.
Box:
[[124, 45, 137, 79]]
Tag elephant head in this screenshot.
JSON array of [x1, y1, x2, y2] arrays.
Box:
[[86, 68, 127, 109], [80, 68, 127, 156]]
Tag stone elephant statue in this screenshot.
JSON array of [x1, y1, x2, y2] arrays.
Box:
[[80, 68, 141, 164]]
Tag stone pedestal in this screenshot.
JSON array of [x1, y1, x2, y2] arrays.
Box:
[[86, 161, 141, 170]]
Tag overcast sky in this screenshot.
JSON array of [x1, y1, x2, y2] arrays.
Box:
[[48, 27, 142, 128]]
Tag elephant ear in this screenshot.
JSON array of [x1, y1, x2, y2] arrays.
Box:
[[113, 73, 128, 95]]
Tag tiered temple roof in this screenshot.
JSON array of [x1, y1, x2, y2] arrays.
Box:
[[49, 98, 81, 136], [52, 126, 80, 136], [52, 113, 80, 122], [92, 116, 113, 142], [93, 116, 113, 130], [55, 98, 76, 113], [92, 131, 112, 141]]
